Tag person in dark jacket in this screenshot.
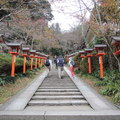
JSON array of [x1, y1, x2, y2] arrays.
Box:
[[57, 55, 64, 79], [45, 56, 51, 71]]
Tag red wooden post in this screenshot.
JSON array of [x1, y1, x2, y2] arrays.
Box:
[[11, 54, 16, 77], [35, 57, 38, 68], [23, 57, 26, 73], [88, 57, 92, 73], [99, 55, 104, 78], [30, 58, 33, 70]]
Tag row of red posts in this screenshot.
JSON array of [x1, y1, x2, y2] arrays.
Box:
[[66, 36, 120, 79], [6, 43, 48, 77]]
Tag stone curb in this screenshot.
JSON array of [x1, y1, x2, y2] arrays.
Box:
[[0, 69, 49, 111], [64, 67, 118, 110], [0, 110, 120, 120]]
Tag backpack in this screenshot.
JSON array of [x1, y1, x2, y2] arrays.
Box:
[[70, 60, 75, 67], [45, 59, 50, 66], [57, 58, 64, 67]]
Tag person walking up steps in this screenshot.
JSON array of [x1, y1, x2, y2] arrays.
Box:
[[45, 56, 51, 71], [57, 55, 64, 79], [68, 57, 75, 77], [54, 56, 58, 69]]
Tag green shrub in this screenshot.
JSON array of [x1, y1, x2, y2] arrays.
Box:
[[95, 80, 107, 86], [113, 93, 120, 103], [0, 74, 14, 85], [92, 70, 100, 78], [73, 54, 80, 68], [26, 70, 35, 77], [100, 84, 119, 96], [16, 73, 24, 78], [80, 58, 88, 73], [74, 69, 81, 74], [0, 78, 5, 85]]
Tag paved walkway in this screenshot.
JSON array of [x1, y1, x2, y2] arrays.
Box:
[[0, 66, 120, 120]]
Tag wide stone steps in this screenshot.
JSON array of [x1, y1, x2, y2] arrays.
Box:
[[35, 91, 82, 96], [26, 70, 91, 109], [32, 95, 84, 100], [28, 100, 88, 106]]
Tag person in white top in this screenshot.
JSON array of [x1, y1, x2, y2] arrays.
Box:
[[68, 57, 75, 77], [49, 59, 52, 70]]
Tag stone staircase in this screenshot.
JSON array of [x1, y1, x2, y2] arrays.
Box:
[[26, 70, 92, 110], [1, 68, 120, 120]]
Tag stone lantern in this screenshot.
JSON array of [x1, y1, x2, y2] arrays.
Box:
[[6, 43, 21, 77], [22, 47, 30, 74], [84, 48, 93, 74], [95, 44, 107, 79], [29, 50, 36, 70]]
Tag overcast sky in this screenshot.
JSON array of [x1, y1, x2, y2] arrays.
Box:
[[48, 0, 93, 32]]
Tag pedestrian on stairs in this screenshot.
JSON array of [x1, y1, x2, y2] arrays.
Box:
[[68, 57, 75, 77], [45, 56, 51, 71], [54, 56, 58, 69], [57, 55, 64, 79]]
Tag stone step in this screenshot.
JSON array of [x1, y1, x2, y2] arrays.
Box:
[[40, 85, 76, 87], [28, 100, 88, 106], [42, 82, 74, 84], [32, 95, 84, 100], [25, 105, 93, 111], [35, 92, 82, 96], [37, 89, 79, 92], [41, 84, 75, 86], [39, 87, 77, 89], [42, 82, 74, 83]]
